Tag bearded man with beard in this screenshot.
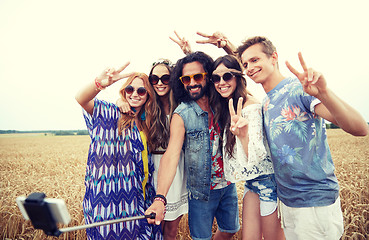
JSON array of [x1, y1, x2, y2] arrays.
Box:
[[145, 52, 240, 240]]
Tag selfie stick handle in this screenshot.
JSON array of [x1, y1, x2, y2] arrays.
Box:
[[58, 213, 155, 233]]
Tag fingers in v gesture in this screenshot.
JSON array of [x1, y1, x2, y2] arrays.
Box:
[[196, 31, 227, 48], [98, 61, 133, 88], [285, 52, 327, 97], [229, 97, 248, 138], [169, 31, 192, 55]]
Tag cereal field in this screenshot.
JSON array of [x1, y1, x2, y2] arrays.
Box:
[[0, 129, 368, 239]]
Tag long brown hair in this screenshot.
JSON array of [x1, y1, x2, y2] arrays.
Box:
[[148, 61, 178, 150], [118, 72, 159, 153], [211, 55, 250, 158]]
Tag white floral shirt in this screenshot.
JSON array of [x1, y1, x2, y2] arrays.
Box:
[[223, 103, 274, 182]]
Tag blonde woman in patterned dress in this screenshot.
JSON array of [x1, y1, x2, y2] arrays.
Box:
[[75, 63, 162, 240], [117, 59, 188, 240]]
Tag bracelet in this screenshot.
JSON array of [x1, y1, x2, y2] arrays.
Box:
[[151, 150, 165, 154], [95, 78, 105, 90], [154, 194, 167, 206], [154, 197, 166, 206]]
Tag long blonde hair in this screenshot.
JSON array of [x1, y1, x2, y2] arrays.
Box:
[[118, 72, 159, 153]]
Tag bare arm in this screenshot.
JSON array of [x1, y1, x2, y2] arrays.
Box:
[[314, 90, 368, 136], [75, 81, 100, 115], [157, 114, 185, 195], [286, 53, 368, 136], [75, 62, 132, 115], [145, 113, 185, 224]]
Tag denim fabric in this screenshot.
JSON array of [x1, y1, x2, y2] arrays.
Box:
[[244, 174, 277, 203], [174, 101, 212, 201], [188, 184, 240, 240]]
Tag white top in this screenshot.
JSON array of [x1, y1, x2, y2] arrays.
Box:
[[152, 115, 188, 221], [223, 103, 274, 182]]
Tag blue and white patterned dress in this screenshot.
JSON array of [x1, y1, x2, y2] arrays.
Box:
[[82, 99, 162, 240]]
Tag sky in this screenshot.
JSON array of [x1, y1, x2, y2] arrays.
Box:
[[1, 0, 368, 131]]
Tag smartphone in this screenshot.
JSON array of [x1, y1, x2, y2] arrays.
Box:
[[16, 196, 71, 225]]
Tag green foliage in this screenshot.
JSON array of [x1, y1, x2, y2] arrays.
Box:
[[54, 130, 75, 136], [0, 130, 18, 134], [329, 123, 340, 129], [325, 123, 341, 129], [76, 130, 89, 135], [0, 129, 89, 136]]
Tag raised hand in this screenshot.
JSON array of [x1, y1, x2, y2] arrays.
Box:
[[229, 97, 249, 138], [285, 52, 327, 98], [96, 62, 133, 89], [169, 31, 192, 55], [196, 31, 228, 48]]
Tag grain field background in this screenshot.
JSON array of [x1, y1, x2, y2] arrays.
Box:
[[0, 129, 368, 239]]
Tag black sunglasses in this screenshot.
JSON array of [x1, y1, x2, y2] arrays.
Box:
[[124, 85, 147, 96], [211, 72, 237, 83], [149, 74, 170, 85], [179, 73, 207, 85]]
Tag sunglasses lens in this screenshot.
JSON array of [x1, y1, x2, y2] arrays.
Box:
[[161, 74, 170, 84], [212, 75, 221, 83], [149, 75, 159, 85], [150, 74, 170, 85], [125, 85, 134, 94], [180, 76, 191, 85], [125, 86, 146, 96], [223, 72, 234, 81], [137, 87, 147, 96], [193, 73, 205, 82]]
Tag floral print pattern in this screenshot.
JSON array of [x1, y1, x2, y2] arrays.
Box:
[[262, 77, 339, 208]]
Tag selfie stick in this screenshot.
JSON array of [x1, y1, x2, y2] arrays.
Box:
[[58, 214, 155, 235], [19, 192, 155, 237]]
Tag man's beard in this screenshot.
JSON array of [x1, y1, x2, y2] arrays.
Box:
[[186, 84, 207, 101]]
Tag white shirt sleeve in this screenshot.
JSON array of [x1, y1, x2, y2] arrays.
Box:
[[235, 104, 267, 165], [223, 103, 274, 182]]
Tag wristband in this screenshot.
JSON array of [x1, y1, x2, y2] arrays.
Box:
[[95, 78, 105, 90], [154, 194, 167, 206], [154, 197, 166, 207]]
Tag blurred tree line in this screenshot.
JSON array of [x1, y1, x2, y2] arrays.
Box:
[[2, 123, 368, 135], [0, 130, 89, 135]]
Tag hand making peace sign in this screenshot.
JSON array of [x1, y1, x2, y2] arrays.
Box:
[[196, 31, 228, 48], [285, 52, 327, 98], [229, 97, 249, 138], [169, 31, 192, 55], [96, 61, 133, 89]]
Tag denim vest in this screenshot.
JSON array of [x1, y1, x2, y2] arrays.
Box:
[[174, 101, 212, 201]]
